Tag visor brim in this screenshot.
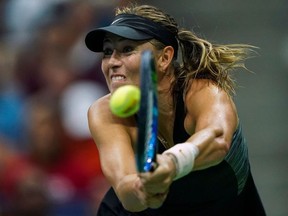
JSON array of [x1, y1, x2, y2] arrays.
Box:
[[85, 26, 153, 52]]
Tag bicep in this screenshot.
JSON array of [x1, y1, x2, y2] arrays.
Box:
[[194, 93, 237, 142], [186, 82, 237, 140]]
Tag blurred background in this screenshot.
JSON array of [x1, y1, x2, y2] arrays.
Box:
[[0, 0, 287, 215]]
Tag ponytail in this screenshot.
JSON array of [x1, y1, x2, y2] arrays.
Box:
[[175, 28, 256, 96]]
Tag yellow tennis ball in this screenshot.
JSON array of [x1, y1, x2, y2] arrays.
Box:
[[109, 85, 140, 118]]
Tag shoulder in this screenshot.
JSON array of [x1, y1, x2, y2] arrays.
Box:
[[88, 94, 111, 123], [88, 94, 137, 136], [186, 79, 227, 100], [184, 79, 238, 133], [185, 79, 236, 112]]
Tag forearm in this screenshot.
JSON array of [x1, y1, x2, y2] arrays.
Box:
[[190, 127, 230, 170], [164, 127, 229, 179]]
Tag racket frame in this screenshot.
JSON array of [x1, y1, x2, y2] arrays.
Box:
[[136, 50, 158, 172]]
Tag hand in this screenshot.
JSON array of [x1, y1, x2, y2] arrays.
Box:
[[135, 154, 177, 209]]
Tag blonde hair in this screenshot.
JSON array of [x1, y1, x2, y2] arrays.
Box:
[[116, 4, 256, 97]]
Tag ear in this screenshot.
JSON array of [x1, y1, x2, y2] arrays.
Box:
[[157, 46, 174, 73]]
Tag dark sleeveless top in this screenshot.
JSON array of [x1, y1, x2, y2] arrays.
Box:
[[97, 92, 266, 216]]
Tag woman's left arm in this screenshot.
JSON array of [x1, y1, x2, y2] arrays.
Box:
[[137, 80, 238, 207], [183, 79, 238, 170]]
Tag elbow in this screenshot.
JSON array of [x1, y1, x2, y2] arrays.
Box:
[[212, 128, 231, 164], [212, 127, 231, 156], [213, 139, 231, 164], [220, 139, 230, 155]]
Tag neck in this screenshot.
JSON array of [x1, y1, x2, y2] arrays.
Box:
[[157, 73, 175, 147], [157, 69, 175, 113]]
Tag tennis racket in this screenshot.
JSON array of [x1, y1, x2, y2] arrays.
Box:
[[136, 50, 158, 172]]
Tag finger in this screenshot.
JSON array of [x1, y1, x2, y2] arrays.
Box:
[[138, 168, 166, 182], [139, 155, 174, 181], [150, 162, 158, 171], [146, 190, 169, 209], [144, 184, 169, 195], [138, 177, 171, 195]]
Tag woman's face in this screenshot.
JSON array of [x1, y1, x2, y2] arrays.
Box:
[[101, 33, 155, 93]]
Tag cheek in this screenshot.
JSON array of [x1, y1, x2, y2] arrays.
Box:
[[127, 59, 141, 84], [101, 61, 111, 90], [101, 61, 109, 78]]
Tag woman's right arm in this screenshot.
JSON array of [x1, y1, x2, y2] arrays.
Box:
[[87, 95, 148, 212]]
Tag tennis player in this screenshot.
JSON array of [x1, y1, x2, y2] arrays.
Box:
[[85, 4, 266, 216]]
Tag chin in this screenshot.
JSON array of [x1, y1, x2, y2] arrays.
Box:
[[111, 81, 129, 90]]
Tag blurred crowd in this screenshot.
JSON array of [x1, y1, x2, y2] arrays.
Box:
[[0, 0, 128, 215]]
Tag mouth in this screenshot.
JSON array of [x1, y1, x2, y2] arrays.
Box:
[[111, 75, 126, 82]]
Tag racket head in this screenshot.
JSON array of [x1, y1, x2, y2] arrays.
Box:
[[136, 50, 158, 172]]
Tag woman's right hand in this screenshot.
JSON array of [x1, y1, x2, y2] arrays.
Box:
[[116, 155, 174, 212], [134, 154, 176, 209]]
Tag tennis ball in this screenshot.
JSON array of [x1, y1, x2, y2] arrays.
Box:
[[109, 85, 140, 118]]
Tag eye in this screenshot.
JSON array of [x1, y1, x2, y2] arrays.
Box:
[[103, 48, 113, 56], [122, 46, 134, 54]]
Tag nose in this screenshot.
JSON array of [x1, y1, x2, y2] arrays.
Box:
[[108, 50, 122, 68]]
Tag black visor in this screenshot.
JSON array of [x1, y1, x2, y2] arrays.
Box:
[[85, 14, 178, 57]]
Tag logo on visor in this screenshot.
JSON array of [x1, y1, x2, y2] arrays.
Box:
[[111, 18, 124, 25]]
